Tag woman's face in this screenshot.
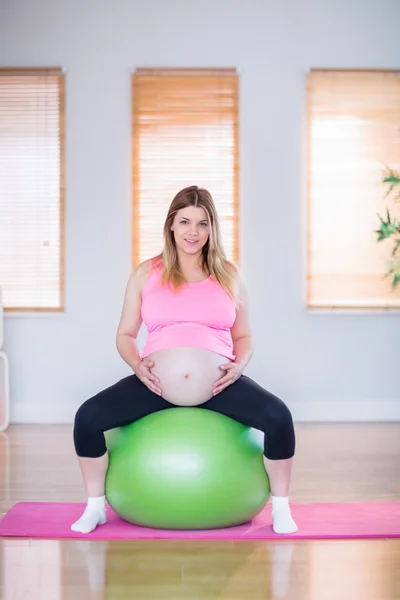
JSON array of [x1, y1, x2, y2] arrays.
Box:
[[171, 206, 210, 256]]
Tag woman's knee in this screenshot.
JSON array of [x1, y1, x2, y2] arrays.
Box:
[[73, 396, 106, 458], [275, 401, 294, 431], [264, 399, 296, 460], [74, 397, 99, 433]]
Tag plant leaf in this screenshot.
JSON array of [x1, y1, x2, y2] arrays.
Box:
[[392, 238, 400, 257], [383, 168, 400, 198], [393, 273, 400, 288], [375, 209, 400, 241]]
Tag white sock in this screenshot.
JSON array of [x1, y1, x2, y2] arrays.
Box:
[[71, 496, 107, 534], [271, 496, 298, 535]]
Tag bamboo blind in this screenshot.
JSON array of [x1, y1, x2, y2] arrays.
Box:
[[132, 68, 239, 266], [306, 69, 400, 309], [0, 67, 65, 311]]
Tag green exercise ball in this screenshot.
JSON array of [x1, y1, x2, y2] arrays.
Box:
[[105, 408, 270, 530]]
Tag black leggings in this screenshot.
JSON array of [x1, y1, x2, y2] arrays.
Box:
[[73, 374, 295, 461]]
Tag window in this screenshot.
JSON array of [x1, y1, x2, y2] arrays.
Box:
[[306, 69, 400, 309], [0, 68, 65, 312], [132, 68, 239, 266]]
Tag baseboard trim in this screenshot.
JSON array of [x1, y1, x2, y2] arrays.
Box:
[[10, 398, 400, 424], [11, 403, 77, 424]]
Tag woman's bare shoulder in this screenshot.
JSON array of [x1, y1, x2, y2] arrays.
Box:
[[130, 256, 161, 291], [225, 261, 249, 301], [224, 260, 242, 283], [224, 260, 239, 274]]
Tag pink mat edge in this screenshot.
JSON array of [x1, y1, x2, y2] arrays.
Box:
[[1, 500, 400, 541]]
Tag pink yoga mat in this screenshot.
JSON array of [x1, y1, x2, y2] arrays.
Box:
[[0, 502, 399, 540]]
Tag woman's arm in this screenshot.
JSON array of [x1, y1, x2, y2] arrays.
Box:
[[213, 271, 253, 395], [116, 261, 162, 395], [231, 271, 253, 371], [116, 261, 150, 371]]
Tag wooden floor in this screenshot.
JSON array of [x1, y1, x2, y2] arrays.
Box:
[[1, 423, 400, 599]]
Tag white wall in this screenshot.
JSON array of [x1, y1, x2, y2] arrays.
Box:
[[1, 0, 400, 424]]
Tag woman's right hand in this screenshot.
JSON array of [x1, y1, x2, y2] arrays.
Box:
[[134, 358, 162, 396]]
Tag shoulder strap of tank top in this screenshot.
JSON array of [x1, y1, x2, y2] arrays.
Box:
[[149, 256, 163, 275], [141, 257, 162, 295]]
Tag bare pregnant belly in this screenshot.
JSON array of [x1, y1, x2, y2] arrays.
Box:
[[147, 347, 231, 406]]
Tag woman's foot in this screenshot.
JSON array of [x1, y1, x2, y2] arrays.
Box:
[[271, 496, 298, 534], [71, 496, 107, 534]]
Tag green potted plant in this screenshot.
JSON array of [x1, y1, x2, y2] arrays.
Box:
[[376, 168, 400, 288]]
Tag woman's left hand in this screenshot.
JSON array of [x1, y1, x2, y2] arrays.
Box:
[[213, 362, 243, 395]]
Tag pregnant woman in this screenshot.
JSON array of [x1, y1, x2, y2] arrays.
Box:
[[72, 185, 298, 535]]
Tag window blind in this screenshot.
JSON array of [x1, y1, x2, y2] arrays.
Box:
[[0, 67, 65, 311], [132, 68, 239, 267], [306, 69, 400, 309]]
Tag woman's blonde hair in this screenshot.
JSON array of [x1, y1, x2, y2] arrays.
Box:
[[152, 185, 239, 303]]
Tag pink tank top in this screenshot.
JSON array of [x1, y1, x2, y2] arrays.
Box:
[[141, 261, 236, 360]]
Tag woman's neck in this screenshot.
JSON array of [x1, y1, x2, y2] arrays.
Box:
[[176, 251, 206, 279]]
